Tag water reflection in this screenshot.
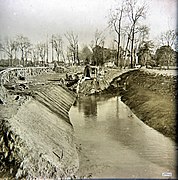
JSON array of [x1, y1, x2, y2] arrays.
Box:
[[74, 96, 97, 118], [70, 95, 176, 178], [82, 96, 97, 118], [116, 96, 120, 119]]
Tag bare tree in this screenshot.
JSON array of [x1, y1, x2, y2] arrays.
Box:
[[133, 25, 150, 65], [13, 40, 18, 64], [46, 35, 49, 65], [51, 34, 64, 62], [160, 30, 176, 48], [121, 25, 132, 64], [65, 32, 79, 65], [0, 37, 18, 66], [66, 47, 73, 65], [126, 0, 147, 68], [91, 29, 105, 66], [137, 25, 149, 44], [108, 2, 125, 67], [24, 47, 32, 66], [16, 35, 31, 67], [37, 43, 46, 66], [51, 35, 54, 62], [31, 47, 38, 66], [92, 29, 105, 47]]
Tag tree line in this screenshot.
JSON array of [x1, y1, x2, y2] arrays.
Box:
[[0, 0, 177, 69], [0, 33, 75, 67], [108, 0, 177, 69]]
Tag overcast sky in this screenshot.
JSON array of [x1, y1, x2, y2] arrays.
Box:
[[0, 0, 177, 47]]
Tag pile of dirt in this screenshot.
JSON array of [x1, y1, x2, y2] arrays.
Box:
[[118, 70, 176, 141], [77, 69, 134, 96]]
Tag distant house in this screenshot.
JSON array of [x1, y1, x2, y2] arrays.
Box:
[[48, 62, 55, 69], [104, 61, 115, 68]]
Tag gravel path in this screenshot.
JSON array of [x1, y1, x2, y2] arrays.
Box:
[[141, 67, 177, 76]]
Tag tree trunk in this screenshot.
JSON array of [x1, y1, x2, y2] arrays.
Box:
[[25, 56, 28, 67], [15, 50, 17, 66], [46, 41, 49, 65], [115, 28, 121, 68], [116, 42, 119, 67], [57, 53, 59, 62], [22, 58, 24, 67], [124, 34, 130, 67], [52, 41, 54, 62], [130, 30, 135, 68], [77, 45, 80, 65], [10, 55, 13, 67], [73, 51, 76, 64]]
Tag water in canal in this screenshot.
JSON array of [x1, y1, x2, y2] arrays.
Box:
[[69, 94, 176, 179]]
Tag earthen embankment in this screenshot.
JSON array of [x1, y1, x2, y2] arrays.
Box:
[[0, 83, 78, 179], [111, 69, 176, 141]]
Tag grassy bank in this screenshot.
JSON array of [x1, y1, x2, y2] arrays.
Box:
[[118, 70, 176, 141]]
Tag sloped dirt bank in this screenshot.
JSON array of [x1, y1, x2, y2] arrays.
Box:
[[0, 84, 79, 179], [113, 69, 176, 141]]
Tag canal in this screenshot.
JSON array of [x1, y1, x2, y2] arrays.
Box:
[[69, 94, 176, 179]]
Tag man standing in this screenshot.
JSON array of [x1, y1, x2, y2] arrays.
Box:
[[84, 64, 91, 78]]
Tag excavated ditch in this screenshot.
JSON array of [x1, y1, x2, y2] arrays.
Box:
[[69, 69, 177, 178], [0, 68, 176, 178]]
